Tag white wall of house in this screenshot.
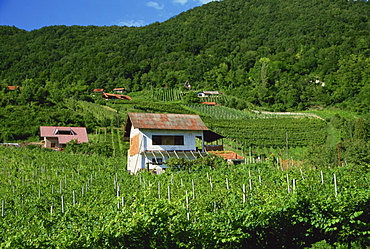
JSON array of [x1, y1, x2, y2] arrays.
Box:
[[127, 153, 145, 174], [44, 137, 58, 148], [141, 129, 202, 151]]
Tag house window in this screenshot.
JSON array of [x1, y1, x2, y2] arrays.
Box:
[[152, 135, 184, 145], [55, 130, 74, 135], [151, 158, 163, 164]]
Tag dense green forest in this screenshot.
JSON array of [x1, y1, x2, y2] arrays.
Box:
[[1, 0, 370, 112]]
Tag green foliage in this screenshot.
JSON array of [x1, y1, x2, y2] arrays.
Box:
[[0, 146, 369, 248], [166, 154, 228, 172], [63, 140, 114, 157], [182, 91, 199, 104], [208, 117, 327, 148], [341, 139, 370, 166], [152, 88, 184, 102]]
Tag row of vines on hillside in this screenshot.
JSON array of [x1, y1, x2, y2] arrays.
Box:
[[151, 88, 183, 102], [206, 117, 327, 148]]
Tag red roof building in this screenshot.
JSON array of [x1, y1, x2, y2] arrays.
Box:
[[7, 86, 19, 91], [93, 88, 104, 93], [40, 126, 88, 150]]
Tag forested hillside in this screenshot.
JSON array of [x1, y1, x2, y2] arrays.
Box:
[[1, 0, 370, 112]]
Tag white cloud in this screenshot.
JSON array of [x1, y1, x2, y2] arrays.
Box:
[[173, 0, 218, 5], [147, 2, 164, 10], [117, 20, 146, 27], [198, 0, 219, 4], [173, 0, 188, 4]]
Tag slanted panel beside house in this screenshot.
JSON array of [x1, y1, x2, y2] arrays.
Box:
[[40, 126, 88, 150], [129, 134, 140, 156], [124, 113, 223, 174]]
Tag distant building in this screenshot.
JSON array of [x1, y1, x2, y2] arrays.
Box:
[[113, 88, 125, 93], [198, 91, 219, 97], [124, 112, 223, 174], [93, 88, 104, 93], [7, 86, 19, 91], [40, 126, 88, 150]]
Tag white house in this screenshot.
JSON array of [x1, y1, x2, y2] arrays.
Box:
[[123, 112, 223, 174], [197, 91, 220, 97]]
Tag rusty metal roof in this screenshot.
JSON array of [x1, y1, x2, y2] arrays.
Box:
[[127, 113, 209, 131]]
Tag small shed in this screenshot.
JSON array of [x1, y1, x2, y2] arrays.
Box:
[[40, 126, 88, 150]]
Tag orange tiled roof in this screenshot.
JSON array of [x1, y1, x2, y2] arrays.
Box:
[[7, 86, 19, 91], [209, 151, 244, 160], [201, 102, 216, 106]]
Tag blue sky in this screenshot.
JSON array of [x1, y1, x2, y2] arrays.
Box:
[[0, 0, 218, 31]]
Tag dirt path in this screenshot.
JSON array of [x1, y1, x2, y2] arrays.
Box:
[[252, 110, 325, 120]]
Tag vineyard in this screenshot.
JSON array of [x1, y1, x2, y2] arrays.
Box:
[[183, 104, 328, 149], [209, 118, 327, 148], [151, 88, 184, 102], [186, 104, 321, 120], [100, 101, 328, 150], [0, 146, 369, 248]]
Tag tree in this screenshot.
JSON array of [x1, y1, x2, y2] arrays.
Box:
[[182, 91, 199, 104]]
